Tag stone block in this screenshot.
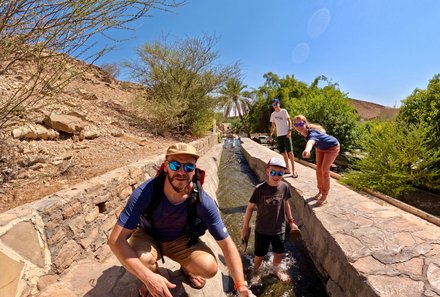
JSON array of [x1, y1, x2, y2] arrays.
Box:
[[80, 227, 99, 249], [1, 221, 45, 267], [47, 227, 67, 246], [63, 201, 82, 219], [54, 240, 82, 272], [118, 185, 133, 200], [0, 250, 24, 297], [68, 215, 86, 237], [84, 206, 100, 223]]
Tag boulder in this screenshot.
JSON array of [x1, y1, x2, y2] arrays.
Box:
[[11, 124, 59, 140], [44, 114, 84, 135]]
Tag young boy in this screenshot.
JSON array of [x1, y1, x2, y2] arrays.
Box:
[[241, 157, 299, 283]]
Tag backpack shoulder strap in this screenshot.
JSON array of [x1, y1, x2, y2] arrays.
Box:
[[141, 173, 166, 218]]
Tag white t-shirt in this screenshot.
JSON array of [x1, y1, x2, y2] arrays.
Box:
[[270, 109, 290, 136]]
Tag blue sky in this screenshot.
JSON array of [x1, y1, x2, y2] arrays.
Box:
[[96, 0, 440, 108]]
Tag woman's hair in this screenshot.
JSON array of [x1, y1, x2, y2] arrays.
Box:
[[294, 115, 326, 133]]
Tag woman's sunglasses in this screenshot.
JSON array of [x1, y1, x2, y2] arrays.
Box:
[[167, 160, 196, 173], [270, 170, 284, 177], [293, 122, 305, 127]]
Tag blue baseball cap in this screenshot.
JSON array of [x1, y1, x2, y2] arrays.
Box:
[[271, 98, 280, 104]]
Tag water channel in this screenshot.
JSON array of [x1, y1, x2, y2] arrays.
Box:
[[217, 138, 328, 297]]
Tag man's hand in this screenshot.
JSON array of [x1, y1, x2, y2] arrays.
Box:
[[144, 273, 176, 297], [237, 286, 256, 297]]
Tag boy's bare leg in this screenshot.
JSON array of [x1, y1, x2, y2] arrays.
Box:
[[272, 253, 290, 282], [251, 256, 264, 285]]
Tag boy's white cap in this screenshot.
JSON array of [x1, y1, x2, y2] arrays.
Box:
[[266, 157, 287, 169]]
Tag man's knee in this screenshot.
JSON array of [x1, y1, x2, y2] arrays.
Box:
[[186, 255, 218, 278]]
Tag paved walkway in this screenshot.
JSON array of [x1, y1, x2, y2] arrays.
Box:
[[37, 245, 228, 297]]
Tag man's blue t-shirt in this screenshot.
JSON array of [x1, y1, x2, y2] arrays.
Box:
[[306, 129, 339, 150], [117, 177, 229, 242]]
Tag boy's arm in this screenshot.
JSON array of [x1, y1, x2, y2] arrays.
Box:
[[241, 203, 255, 239], [284, 200, 298, 229]]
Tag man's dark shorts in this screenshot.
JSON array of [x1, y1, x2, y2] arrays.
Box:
[[277, 135, 292, 153], [254, 231, 286, 257]]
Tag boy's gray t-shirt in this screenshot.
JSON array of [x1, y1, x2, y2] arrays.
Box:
[[249, 181, 291, 235]]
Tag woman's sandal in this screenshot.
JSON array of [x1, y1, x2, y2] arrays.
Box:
[[315, 198, 328, 207], [314, 192, 322, 200], [180, 267, 206, 289]]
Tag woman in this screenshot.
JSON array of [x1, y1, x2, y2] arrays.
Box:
[[293, 115, 340, 206]]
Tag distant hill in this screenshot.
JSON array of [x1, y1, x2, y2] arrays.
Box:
[[348, 98, 399, 121]]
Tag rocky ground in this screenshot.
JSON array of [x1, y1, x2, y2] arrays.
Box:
[[0, 64, 194, 213]]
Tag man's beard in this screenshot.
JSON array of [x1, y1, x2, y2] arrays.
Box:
[[167, 172, 191, 193]]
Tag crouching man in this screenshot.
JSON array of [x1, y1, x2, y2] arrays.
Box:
[[108, 143, 255, 297]]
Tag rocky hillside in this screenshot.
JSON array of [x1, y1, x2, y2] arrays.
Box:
[[0, 63, 192, 213], [348, 98, 399, 120]]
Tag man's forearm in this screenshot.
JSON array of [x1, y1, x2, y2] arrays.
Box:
[[218, 237, 246, 284]]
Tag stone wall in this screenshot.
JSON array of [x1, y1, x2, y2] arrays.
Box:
[[240, 137, 440, 297], [0, 134, 219, 297]]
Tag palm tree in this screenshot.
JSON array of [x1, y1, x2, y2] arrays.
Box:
[[218, 78, 252, 137]]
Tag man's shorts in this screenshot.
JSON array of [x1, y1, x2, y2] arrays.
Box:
[[254, 231, 286, 257], [276, 135, 292, 154], [128, 228, 216, 267]]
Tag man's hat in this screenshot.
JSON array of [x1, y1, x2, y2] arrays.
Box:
[[166, 143, 199, 159], [266, 157, 287, 169], [271, 98, 280, 104]]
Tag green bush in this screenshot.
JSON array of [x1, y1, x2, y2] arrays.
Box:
[[342, 121, 440, 197]]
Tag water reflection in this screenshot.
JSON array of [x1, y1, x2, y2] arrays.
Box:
[[218, 138, 328, 297]]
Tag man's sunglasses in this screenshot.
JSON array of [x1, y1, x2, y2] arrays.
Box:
[[293, 122, 305, 127], [167, 160, 196, 173], [272, 103, 278, 106], [270, 170, 284, 177]]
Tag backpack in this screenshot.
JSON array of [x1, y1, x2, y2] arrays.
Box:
[[140, 164, 208, 262]]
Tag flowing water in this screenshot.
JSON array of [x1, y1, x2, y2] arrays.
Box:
[[218, 138, 328, 297]]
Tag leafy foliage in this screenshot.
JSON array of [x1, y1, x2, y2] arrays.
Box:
[[342, 121, 440, 197], [127, 35, 238, 136], [397, 73, 440, 149]]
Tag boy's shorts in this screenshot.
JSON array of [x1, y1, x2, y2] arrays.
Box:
[[276, 135, 292, 153], [254, 231, 286, 257], [128, 228, 216, 267]]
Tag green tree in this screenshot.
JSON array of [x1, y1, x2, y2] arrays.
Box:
[[0, 0, 183, 129], [342, 121, 440, 197], [397, 73, 440, 148], [217, 78, 252, 137], [128, 35, 238, 136]]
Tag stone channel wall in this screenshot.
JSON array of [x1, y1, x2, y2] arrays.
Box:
[[0, 134, 219, 297], [240, 137, 440, 297]]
